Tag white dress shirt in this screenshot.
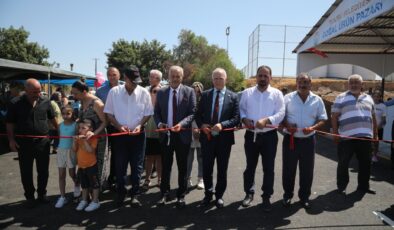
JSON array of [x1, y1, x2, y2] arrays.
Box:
[[240, 85, 285, 132], [104, 84, 153, 130], [283, 91, 327, 137], [167, 85, 180, 127]]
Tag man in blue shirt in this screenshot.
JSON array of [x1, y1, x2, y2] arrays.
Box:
[[96, 67, 123, 103], [96, 67, 123, 189], [281, 73, 327, 209]]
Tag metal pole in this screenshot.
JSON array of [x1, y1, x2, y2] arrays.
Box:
[[93, 58, 98, 75], [282, 25, 287, 78], [226, 27, 230, 55]]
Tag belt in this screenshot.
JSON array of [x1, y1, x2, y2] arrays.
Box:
[[246, 129, 276, 142]]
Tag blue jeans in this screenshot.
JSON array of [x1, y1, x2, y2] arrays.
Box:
[[113, 133, 145, 196]]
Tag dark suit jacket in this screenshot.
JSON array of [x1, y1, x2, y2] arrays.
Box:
[[195, 88, 240, 145], [154, 84, 196, 145]]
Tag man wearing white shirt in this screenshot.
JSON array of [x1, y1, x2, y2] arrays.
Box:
[[281, 73, 327, 209], [104, 65, 153, 207], [239, 65, 285, 211]]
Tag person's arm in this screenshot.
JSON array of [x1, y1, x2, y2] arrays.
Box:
[[92, 99, 107, 135], [72, 136, 78, 152], [106, 113, 129, 133], [331, 112, 340, 144], [82, 138, 96, 153], [6, 123, 19, 152]]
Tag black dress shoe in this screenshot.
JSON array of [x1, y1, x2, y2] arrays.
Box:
[[282, 198, 291, 207], [336, 189, 346, 195], [242, 194, 254, 207], [130, 196, 142, 207], [37, 195, 50, 204], [201, 196, 212, 206], [215, 199, 224, 209], [176, 198, 186, 208], [157, 195, 169, 206], [262, 198, 272, 212], [301, 200, 311, 209]]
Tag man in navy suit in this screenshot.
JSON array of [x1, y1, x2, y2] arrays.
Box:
[[195, 68, 240, 208], [154, 65, 196, 208]]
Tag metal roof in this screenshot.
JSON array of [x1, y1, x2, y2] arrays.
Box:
[[293, 0, 394, 54], [0, 58, 95, 80]]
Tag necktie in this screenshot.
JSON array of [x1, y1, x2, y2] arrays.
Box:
[[172, 90, 177, 126], [211, 90, 220, 125]]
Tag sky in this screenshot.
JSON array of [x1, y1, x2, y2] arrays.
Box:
[[0, 0, 334, 78]]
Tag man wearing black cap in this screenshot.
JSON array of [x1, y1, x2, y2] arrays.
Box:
[[104, 65, 153, 207], [154, 65, 197, 208]]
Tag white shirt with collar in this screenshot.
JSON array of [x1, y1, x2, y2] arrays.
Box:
[[167, 85, 181, 127], [240, 85, 285, 132], [104, 84, 153, 130], [283, 91, 327, 138]]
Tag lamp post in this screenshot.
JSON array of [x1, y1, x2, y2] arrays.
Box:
[[226, 26, 230, 55], [93, 58, 99, 75], [70, 63, 74, 71]]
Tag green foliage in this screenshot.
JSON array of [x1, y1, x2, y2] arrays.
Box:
[[173, 30, 244, 91], [106, 39, 172, 85], [0, 26, 50, 65]]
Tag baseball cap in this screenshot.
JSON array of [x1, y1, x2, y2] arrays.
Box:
[[123, 65, 142, 84]]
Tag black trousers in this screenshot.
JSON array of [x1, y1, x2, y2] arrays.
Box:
[[201, 136, 232, 199], [17, 138, 50, 200], [243, 130, 278, 199], [160, 132, 190, 199], [282, 134, 315, 201], [337, 139, 372, 191]]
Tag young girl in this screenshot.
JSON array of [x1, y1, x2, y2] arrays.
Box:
[[73, 119, 100, 212], [55, 106, 80, 208]]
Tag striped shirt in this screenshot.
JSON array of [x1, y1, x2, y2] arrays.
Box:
[[331, 91, 375, 138]]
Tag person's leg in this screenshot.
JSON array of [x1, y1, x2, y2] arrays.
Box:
[[129, 134, 145, 196], [58, 168, 67, 196], [336, 140, 354, 191], [243, 131, 260, 195], [174, 137, 191, 199], [298, 136, 315, 201], [260, 132, 278, 199], [18, 144, 35, 200], [154, 155, 162, 184], [186, 147, 195, 180], [35, 139, 50, 198], [201, 140, 215, 198], [282, 135, 298, 200], [214, 142, 232, 199], [160, 141, 174, 196], [355, 139, 372, 190], [114, 136, 129, 196], [144, 156, 154, 183]]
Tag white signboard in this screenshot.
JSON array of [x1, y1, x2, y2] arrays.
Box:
[[297, 0, 394, 53]]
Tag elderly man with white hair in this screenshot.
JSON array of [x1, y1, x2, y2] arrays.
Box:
[[195, 68, 239, 208], [331, 74, 378, 195]]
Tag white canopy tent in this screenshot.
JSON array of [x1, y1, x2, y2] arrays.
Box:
[[293, 0, 394, 84], [293, 0, 394, 157]]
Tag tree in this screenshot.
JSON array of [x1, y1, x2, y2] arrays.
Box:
[[173, 30, 244, 90], [0, 26, 50, 65], [106, 39, 172, 85]]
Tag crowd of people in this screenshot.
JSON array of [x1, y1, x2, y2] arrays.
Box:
[[3, 64, 391, 213]]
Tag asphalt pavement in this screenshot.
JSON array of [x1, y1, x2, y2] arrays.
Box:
[[0, 130, 393, 229]]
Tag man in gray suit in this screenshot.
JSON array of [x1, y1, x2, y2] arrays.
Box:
[[195, 68, 240, 208], [154, 65, 196, 208]]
